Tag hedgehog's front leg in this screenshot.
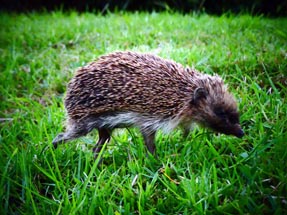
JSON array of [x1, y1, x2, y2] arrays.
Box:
[[93, 128, 112, 158], [140, 129, 156, 155]]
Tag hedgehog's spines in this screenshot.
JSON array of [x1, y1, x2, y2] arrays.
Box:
[[53, 51, 244, 157]]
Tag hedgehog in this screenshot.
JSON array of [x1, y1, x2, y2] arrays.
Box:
[[52, 51, 244, 157]]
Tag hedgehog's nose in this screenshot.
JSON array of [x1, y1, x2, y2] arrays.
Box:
[[236, 129, 244, 138]]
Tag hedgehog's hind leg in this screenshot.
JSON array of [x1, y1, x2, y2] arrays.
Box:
[[93, 128, 112, 158]]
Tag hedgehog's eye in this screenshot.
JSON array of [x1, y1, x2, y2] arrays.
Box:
[[228, 112, 239, 124], [214, 108, 226, 119]]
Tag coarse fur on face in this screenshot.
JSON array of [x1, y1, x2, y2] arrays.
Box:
[[185, 74, 244, 138], [52, 51, 244, 157]]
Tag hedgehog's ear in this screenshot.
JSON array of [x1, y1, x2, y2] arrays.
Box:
[[190, 87, 207, 105]]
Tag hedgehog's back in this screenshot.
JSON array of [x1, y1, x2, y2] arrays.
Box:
[[64, 51, 195, 120]]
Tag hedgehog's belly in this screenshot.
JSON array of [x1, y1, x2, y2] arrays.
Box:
[[86, 112, 181, 133]]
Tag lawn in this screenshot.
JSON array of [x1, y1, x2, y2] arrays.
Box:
[[0, 11, 286, 214]]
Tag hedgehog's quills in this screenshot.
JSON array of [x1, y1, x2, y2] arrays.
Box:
[[52, 51, 244, 157]]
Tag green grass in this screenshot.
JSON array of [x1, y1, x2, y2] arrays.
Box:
[[0, 11, 286, 214]]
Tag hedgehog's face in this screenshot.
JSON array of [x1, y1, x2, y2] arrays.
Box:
[[190, 87, 244, 138], [207, 104, 244, 138]]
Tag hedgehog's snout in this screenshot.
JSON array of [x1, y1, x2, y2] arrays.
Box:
[[234, 125, 244, 138], [205, 120, 244, 138]]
